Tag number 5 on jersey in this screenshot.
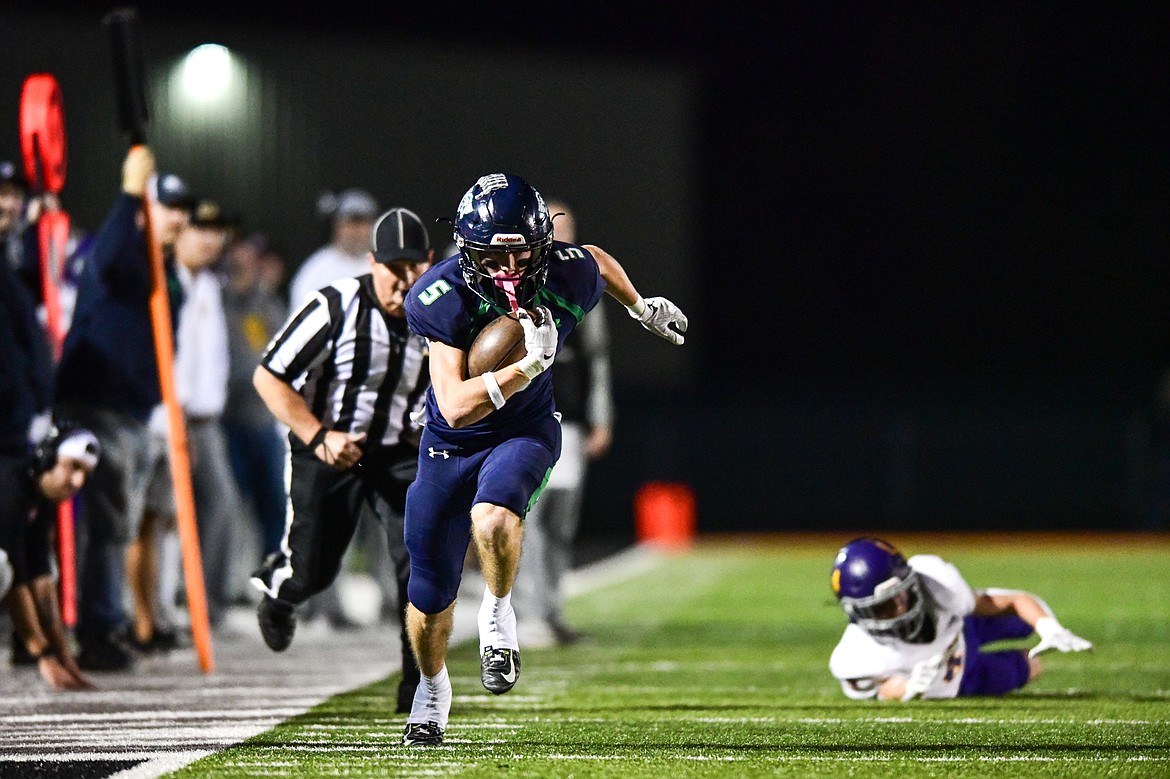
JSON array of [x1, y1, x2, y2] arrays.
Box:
[[419, 279, 452, 305]]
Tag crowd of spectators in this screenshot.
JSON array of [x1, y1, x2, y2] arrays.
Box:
[[1, 145, 404, 683]]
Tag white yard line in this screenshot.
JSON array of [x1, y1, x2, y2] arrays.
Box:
[[0, 544, 664, 778]]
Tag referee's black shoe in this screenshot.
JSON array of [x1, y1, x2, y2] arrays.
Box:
[[257, 596, 296, 652], [402, 721, 444, 746], [396, 668, 420, 714], [480, 647, 520, 694]]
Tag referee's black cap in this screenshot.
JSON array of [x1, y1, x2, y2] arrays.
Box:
[[371, 207, 430, 264]]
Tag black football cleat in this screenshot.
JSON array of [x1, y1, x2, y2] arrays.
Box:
[[480, 647, 521, 694], [402, 721, 444, 746], [257, 596, 296, 652]]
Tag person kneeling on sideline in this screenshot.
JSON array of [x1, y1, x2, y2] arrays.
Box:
[[1, 424, 101, 690], [829, 537, 1092, 701]]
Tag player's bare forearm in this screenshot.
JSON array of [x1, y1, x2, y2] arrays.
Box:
[[973, 589, 1051, 627], [253, 365, 323, 444], [3, 584, 51, 659], [586, 244, 640, 307], [428, 340, 531, 428], [31, 576, 71, 657], [589, 244, 688, 345]]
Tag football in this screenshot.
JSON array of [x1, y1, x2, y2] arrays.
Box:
[[466, 310, 542, 377]]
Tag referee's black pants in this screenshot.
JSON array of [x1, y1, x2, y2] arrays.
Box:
[[252, 440, 418, 681]]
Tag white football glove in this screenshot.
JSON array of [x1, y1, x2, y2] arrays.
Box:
[[627, 296, 688, 345], [900, 652, 945, 701], [900, 633, 961, 701], [515, 306, 558, 381], [1029, 617, 1093, 657]]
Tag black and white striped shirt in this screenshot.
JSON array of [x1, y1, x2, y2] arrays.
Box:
[[260, 274, 428, 448]]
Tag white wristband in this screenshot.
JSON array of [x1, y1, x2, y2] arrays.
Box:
[[481, 372, 506, 410], [625, 296, 647, 318]]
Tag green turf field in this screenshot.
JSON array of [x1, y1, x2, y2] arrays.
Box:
[[171, 537, 1170, 777]]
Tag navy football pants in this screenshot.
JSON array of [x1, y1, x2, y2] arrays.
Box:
[[404, 416, 560, 615]]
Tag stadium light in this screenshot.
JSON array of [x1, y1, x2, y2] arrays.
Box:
[[180, 44, 234, 104]]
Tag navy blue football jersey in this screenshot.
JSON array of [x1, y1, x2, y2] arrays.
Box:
[[405, 241, 604, 446]]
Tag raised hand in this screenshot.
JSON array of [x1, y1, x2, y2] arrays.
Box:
[[630, 296, 687, 345]]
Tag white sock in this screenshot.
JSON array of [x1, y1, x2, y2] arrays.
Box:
[[407, 665, 451, 727], [479, 588, 518, 653]]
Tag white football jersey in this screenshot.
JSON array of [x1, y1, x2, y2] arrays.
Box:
[[829, 555, 976, 700]]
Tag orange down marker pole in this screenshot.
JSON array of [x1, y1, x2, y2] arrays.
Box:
[[141, 162, 214, 673]]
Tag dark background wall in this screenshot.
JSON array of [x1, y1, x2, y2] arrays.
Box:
[[4, 3, 1168, 538]]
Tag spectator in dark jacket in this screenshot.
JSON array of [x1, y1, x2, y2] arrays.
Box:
[[53, 145, 191, 671]]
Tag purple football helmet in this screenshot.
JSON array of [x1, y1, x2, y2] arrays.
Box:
[[831, 537, 928, 642]]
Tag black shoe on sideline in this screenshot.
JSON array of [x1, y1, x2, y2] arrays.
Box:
[[257, 596, 296, 652], [402, 721, 444, 746], [150, 626, 180, 652], [117, 623, 178, 655], [10, 634, 35, 666], [77, 633, 135, 672], [327, 612, 362, 632]]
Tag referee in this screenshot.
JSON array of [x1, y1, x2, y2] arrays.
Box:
[[250, 207, 432, 713]]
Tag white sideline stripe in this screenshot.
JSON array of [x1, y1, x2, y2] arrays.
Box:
[[108, 752, 214, 779], [4, 708, 306, 724], [20, 544, 664, 779], [562, 544, 662, 596], [0, 753, 199, 762]]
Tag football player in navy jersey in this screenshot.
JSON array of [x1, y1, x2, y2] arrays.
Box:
[[399, 173, 686, 745]]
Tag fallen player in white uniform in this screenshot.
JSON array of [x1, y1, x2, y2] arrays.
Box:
[[828, 537, 1092, 701]]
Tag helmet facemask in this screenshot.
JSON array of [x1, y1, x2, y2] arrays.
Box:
[[456, 235, 552, 311], [452, 173, 554, 311], [840, 570, 929, 643]]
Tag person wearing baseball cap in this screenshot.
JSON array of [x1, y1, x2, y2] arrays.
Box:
[[288, 188, 380, 309], [53, 145, 190, 671], [1, 422, 101, 689], [368, 207, 433, 314], [124, 194, 240, 646], [1, 160, 35, 294], [148, 172, 196, 211], [0, 160, 29, 241], [251, 207, 432, 714]]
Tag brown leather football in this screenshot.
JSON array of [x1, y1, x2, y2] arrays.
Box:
[[466, 310, 542, 377]]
